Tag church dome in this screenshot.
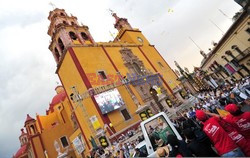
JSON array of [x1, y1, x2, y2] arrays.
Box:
[[14, 144, 28, 158], [49, 91, 66, 107]]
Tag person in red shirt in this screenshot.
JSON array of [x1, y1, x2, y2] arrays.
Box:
[[196, 110, 245, 157], [224, 104, 250, 139], [204, 106, 250, 156], [223, 104, 250, 156]]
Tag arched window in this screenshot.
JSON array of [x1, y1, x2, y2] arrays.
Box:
[[30, 125, 36, 135], [149, 87, 157, 96], [69, 31, 77, 40], [133, 63, 142, 74], [63, 21, 67, 25], [81, 32, 89, 40], [60, 12, 65, 16], [71, 21, 75, 25], [54, 47, 60, 61], [58, 38, 64, 51]]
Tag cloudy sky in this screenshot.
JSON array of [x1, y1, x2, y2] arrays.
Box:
[[0, 0, 241, 157]]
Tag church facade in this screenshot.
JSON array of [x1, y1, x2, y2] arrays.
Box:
[[14, 8, 185, 158]]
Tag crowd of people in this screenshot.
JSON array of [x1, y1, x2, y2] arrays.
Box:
[[155, 77, 250, 157], [89, 77, 250, 157]]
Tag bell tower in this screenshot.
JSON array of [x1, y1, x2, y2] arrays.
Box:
[[111, 13, 181, 100], [24, 114, 38, 136], [24, 114, 46, 158], [112, 12, 133, 31], [48, 8, 95, 64], [19, 128, 28, 146]]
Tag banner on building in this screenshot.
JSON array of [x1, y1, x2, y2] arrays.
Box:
[[224, 63, 237, 74], [139, 111, 148, 121], [99, 136, 109, 148], [90, 115, 101, 130], [72, 136, 85, 155], [146, 109, 153, 117]]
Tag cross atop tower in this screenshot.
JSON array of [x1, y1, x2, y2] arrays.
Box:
[[111, 12, 120, 22], [111, 12, 133, 31], [47, 8, 95, 65]]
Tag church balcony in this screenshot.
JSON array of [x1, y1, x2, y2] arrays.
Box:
[[236, 48, 250, 62]]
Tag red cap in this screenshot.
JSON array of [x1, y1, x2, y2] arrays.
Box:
[[225, 104, 239, 114], [196, 110, 207, 121]]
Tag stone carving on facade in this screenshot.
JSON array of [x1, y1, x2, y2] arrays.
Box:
[[119, 48, 172, 113]]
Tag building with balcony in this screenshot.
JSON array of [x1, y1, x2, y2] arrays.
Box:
[[200, 9, 249, 85]]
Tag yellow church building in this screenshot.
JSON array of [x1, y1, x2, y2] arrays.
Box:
[[14, 8, 184, 158], [13, 86, 78, 158]]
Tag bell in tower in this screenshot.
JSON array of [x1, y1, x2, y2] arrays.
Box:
[[47, 8, 95, 64]]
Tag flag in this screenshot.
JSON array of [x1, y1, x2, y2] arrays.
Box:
[[217, 108, 229, 117]]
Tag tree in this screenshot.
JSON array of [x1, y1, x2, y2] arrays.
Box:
[[232, 9, 243, 22]]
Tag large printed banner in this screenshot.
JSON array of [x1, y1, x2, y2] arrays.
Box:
[[224, 63, 237, 74], [73, 136, 85, 155], [90, 115, 101, 130]]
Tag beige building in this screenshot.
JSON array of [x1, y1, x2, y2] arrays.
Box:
[[200, 9, 249, 86]]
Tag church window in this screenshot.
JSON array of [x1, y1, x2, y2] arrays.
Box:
[[133, 63, 142, 75], [150, 87, 157, 96], [60, 12, 65, 16], [69, 31, 77, 40], [58, 38, 65, 51], [63, 21, 67, 25], [98, 71, 107, 80], [54, 47, 60, 61], [158, 62, 164, 68], [137, 37, 143, 43], [60, 136, 69, 148], [121, 109, 131, 121], [71, 21, 75, 25], [30, 125, 36, 134], [246, 28, 250, 34], [81, 32, 89, 40]]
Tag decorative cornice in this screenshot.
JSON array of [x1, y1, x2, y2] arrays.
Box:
[[200, 10, 248, 68]]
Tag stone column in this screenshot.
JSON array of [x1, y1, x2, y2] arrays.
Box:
[[175, 92, 185, 103]]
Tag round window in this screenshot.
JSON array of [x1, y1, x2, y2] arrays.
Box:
[[137, 37, 143, 43]]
